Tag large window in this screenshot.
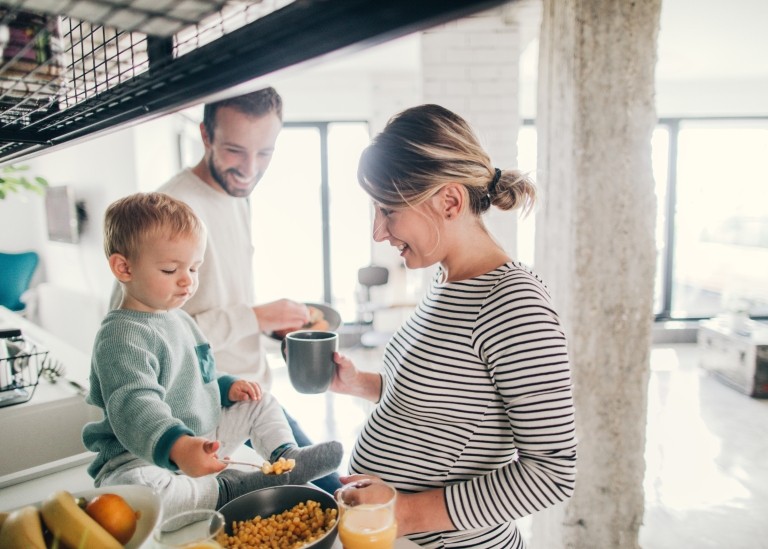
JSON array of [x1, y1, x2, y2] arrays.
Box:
[[255, 117, 768, 325], [652, 126, 670, 315], [251, 122, 372, 323], [518, 117, 768, 321], [663, 119, 768, 319]]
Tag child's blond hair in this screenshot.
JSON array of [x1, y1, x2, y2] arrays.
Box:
[[103, 192, 205, 259]]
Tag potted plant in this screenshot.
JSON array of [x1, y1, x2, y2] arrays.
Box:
[[0, 164, 48, 199]]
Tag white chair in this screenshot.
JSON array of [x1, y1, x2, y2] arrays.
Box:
[[356, 265, 390, 347]]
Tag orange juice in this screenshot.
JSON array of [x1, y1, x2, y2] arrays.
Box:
[[338, 505, 397, 549]]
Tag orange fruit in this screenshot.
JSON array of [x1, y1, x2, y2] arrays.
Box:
[[85, 493, 139, 545]]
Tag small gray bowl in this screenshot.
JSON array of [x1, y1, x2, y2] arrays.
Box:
[[218, 485, 338, 549]]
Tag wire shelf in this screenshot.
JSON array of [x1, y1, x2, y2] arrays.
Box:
[[0, 329, 48, 408], [0, 2, 290, 136], [0, 0, 504, 164]]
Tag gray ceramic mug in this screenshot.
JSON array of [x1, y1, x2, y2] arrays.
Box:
[[282, 331, 338, 394]]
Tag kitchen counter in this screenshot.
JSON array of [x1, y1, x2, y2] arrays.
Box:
[[0, 311, 417, 546], [0, 457, 419, 549], [0, 306, 101, 489]]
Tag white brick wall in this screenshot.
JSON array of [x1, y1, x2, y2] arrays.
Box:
[[368, 2, 543, 298], [370, 72, 422, 136], [421, 3, 527, 256]]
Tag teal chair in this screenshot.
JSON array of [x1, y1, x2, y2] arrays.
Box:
[[0, 251, 39, 311]]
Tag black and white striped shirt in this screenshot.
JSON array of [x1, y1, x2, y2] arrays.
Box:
[[349, 262, 577, 548]]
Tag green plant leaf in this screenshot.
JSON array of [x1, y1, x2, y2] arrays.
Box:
[[0, 164, 48, 199]]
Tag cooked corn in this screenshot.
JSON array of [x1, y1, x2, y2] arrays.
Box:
[[216, 499, 337, 549], [262, 457, 296, 475]]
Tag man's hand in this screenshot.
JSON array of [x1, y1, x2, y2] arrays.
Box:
[[229, 379, 262, 402], [253, 299, 309, 334], [170, 436, 227, 477]]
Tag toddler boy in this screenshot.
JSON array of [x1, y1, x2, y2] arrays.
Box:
[[83, 192, 342, 516]]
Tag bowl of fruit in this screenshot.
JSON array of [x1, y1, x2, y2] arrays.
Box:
[[0, 485, 161, 548]]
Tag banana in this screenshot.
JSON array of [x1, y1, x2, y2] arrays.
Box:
[[40, 490, 122, 549], [0, 506, 46, 549]]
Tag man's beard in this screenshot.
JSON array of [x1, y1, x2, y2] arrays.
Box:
[[208, 154, 258, 198]]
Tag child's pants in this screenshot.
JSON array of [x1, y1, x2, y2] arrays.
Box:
[[94, 393, 293, 516]]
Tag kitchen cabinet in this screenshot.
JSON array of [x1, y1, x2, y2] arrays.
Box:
[[0, 0, 505, 165]]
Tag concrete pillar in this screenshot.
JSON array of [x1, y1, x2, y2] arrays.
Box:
[[532, 1, 661, 548]]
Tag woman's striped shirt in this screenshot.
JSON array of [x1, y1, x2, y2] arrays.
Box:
[[348, 262, 577, 548]]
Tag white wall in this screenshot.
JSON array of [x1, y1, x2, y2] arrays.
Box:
[[0, 115, 181, 351], [1, 128, 134, 296], [656, 78, 768, 118], [0, 64, 420, 348], [0, 187, 47, 254]]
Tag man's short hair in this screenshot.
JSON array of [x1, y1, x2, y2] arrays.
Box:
[[203, 87, 283, 141]]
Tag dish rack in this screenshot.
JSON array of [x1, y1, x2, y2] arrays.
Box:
[[0, 328, 48, 408]]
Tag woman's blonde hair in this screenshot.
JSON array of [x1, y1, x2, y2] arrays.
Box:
[[357, 104, 536, 216], [103, 192, 205, 259]]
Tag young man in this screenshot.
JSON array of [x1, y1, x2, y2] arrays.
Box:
[[157, 87, 342, 492]]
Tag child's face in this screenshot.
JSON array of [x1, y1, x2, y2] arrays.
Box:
[[120, 231, 205, 313]]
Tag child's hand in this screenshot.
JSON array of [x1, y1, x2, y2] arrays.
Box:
[[170, 436, 227, 477], [229, 379, 262, 402]]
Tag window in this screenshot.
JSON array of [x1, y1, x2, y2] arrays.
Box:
[[667, 119, 768, 318], [250, 122, 372, 322], [519, 117, 768, 321], [652, 126, 670, 315]]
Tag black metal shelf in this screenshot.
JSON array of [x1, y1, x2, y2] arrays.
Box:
[[0, 0, 506, 166]]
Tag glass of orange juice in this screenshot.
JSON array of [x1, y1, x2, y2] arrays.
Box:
[[153, 508, 225, 548], [336, 479, 397, 549]]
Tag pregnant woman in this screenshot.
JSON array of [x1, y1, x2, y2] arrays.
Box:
[[330, 104, 577, 549]]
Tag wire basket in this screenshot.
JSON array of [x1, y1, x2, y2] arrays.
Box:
[[0, 328, 48, 408]]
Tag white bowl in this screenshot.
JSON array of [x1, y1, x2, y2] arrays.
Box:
[[29, 484, 162, 549]]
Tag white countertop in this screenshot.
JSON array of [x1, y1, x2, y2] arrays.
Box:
[[0, 308, 419, 548], [0, 306, 101, 487]]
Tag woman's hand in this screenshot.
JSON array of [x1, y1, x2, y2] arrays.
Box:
[[330, 352, 382, 402], [338, 473, 379, 487], [337, 475, 402, 537], [170, 436, 227, 477], [337, 475, 453, 537], [228, 379, 262, 402], [330, 351, 359, 393]]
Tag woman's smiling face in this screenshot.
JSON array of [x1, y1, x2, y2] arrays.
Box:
[[372, 199, 444, 270]]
